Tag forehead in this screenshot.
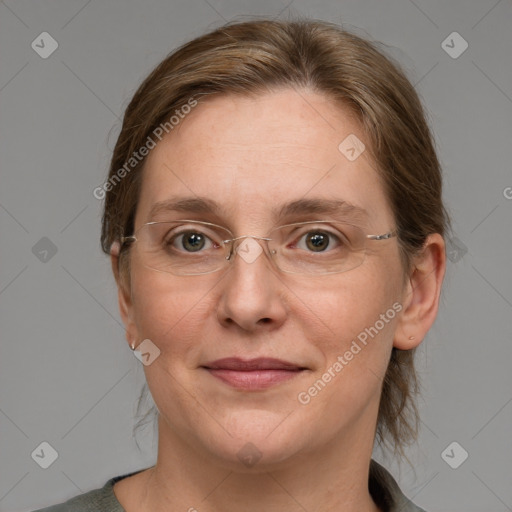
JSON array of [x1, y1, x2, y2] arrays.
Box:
[[136, 89, 394, 230]]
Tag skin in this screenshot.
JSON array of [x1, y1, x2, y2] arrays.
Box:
[[110, 89, 446, 512]]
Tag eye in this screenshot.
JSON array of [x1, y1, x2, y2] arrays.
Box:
[[294, 228, 344, 253], [165, 228, 218, 253]]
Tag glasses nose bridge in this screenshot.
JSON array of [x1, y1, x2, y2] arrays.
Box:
[[223, 234, 274, 262]]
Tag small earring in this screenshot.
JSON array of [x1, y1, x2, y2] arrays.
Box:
[[408, 336, 416, 341], [129, 341, 136, 350]]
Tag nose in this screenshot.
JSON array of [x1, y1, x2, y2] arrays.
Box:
[[224, 235, 273, 262], [216, 235, 287, 332]]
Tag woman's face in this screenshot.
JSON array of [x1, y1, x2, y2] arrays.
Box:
[[120, 89, 407, 469]]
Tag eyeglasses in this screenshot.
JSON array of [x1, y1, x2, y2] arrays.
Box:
[[120, 219, 396, 276]]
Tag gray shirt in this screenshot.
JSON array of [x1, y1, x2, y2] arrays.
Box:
[[31, 459, 426, 511]]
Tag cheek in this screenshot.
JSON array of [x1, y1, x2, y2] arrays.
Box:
[[293, 261, 402, 405], [130, 269, 216, 357], [295, 256, 401, 349]]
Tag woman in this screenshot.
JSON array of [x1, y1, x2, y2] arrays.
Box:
[[34, 18, 447, 512]]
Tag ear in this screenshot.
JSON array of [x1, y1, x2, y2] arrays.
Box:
[[394, 233, 446, 350], [110, 242, 139, 349]]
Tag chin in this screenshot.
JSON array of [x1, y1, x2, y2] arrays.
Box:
[[193, 409, 314, 472]]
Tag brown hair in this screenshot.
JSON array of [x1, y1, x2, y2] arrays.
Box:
[[101, 18, 449, 457]]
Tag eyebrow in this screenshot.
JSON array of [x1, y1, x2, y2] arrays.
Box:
[[276, 198, 368, 223], [148, 196, 368, 224]]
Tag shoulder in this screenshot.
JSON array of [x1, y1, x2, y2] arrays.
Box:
[[369, 459, 428, 512], [30, 469, 147, 512]]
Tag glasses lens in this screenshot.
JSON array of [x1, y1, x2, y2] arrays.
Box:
[[136, 221, 232, 275], [269, 222, 366, 274], [129, 220, 372, 276]]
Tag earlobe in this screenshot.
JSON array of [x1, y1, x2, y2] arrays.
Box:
[[394, 234, 446, 350]]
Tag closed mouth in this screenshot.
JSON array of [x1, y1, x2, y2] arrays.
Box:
[[202, 357, 306, 371]]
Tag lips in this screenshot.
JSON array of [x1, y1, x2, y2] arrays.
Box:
[[202, 358, 306, 390], [204, 357, 303, 371]]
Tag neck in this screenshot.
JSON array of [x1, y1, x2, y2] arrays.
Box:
[[136, 413, 381, 512]]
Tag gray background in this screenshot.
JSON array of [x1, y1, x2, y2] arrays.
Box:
[[1, 0, 511, 511]]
